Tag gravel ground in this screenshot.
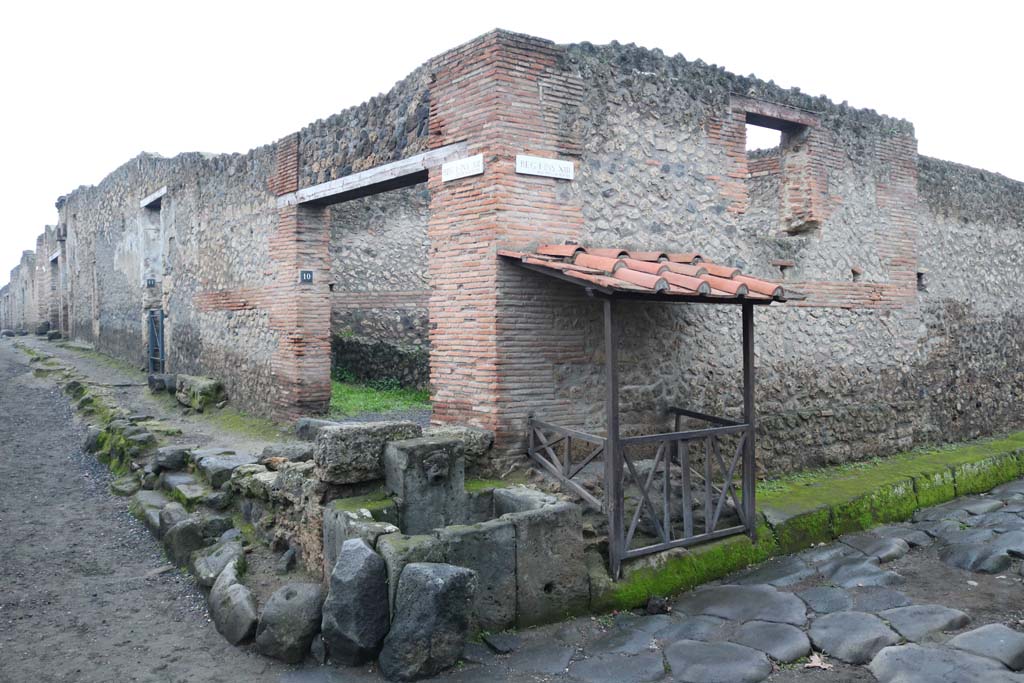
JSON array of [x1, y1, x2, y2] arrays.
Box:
[[0, 341, 288, 683]]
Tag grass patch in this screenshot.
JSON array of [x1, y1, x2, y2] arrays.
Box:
[[329, 379, 429, 418], [199, 407, 285, 441]]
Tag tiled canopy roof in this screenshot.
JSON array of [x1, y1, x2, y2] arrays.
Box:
[[498, 245, 790, 303]]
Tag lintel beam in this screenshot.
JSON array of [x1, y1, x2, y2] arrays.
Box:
[[277, 141, 469, 208]]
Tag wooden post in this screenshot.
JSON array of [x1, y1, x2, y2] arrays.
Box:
[[741, 302, 757, 539], [604, 297, 624, 578]]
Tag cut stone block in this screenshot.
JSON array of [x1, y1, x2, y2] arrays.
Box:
[[423, 424, 494, 468], [384, 436, 467, 534], [377, 533, 444, 615], [435, 518, 516, 632], [378, 563, 477, 681], [153, 445, 191, 473], [322, 505, 399, 578], [295, 418, 341, 442], [493, 485, 558, 515], [502, 501, 589, 627], [128, 490, 170, 532], [260, 442, 314, 465], [841, 533, 911, 562], [196, 453, 260, 489], [321, 539, 389, 665], [175, 375, 224, 412], [314, 421, 422, 485], [164, 517, 210, 566], [158, 502, 188, 539]]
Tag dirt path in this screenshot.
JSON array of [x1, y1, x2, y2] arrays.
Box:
[[0, 341, 291, 683]]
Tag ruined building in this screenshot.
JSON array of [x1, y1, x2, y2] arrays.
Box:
[[3, 30, 1022, 474]]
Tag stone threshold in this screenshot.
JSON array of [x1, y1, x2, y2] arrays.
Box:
[[593, 430, 1024, 611]]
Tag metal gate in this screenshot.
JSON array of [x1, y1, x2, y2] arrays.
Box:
[[147, 309, 165, 373]]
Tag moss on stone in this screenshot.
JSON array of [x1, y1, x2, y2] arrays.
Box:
[[591, 518, 777, 612], [331, 490, 397, 521], [768, 506, 832, 555], [197, 407, 284, 441], [954, 452, 1022, 495], [464, 478, 512, 492]]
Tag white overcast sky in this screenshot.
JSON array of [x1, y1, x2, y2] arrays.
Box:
[[1, 0, 1021, 279]]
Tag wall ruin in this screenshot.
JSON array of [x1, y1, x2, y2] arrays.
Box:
[[3, 30, 1022, 474]]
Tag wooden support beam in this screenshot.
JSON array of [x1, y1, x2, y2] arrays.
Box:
[[277, 141, 469, 208]]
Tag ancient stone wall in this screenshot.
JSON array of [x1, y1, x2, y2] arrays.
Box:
[[3, 251, 39, 332], [3, 30, 1022, 473], [481, 39, 1024, 473], [329, 185, 431, 388]]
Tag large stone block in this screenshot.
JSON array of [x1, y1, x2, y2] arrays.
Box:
[[295, 418, 341, 442], [379, 563, 477, 681], [196, 453, 260, 489], [256, 583, 325, 664], [209, 559, 257, 645], [435, 519, 516, 632], [384, 437, 466, 534], [493, 486, 558, 515], [502, 501, 589, 627], [175, 375, 225, 412], [322, 505, 398, 578], [321, 539, 390, 665], [424, 425, 494, 469], [314, 421, 422, 485], [377, 533, 444, 615]]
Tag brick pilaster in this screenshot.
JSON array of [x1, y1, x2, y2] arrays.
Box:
[[426, 31, 585, 447]]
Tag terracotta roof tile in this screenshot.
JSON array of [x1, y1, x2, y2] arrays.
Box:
[[500, 244, 791, 303]]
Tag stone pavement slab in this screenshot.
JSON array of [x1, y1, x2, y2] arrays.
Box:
[[730, 620, 810, 662], [809, 611, 900, 664], [674, 584, 807, 626], [879, 604, 970, 642], [869, 644, 1024, 683], [664, 640, 771, 683], [797, 586, 852, 614], [948, 624, 1024, 670], [568, 651, 666, 683]]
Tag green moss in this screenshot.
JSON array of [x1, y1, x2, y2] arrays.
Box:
[[591, 519, 777, 612], [331, 490, 397, 521], [232, 513, 260, 547], [769, 506, 832, 554], [954, 452, 1022, 495], [464, 478, 513, 492], [196, 407, 284, 441]]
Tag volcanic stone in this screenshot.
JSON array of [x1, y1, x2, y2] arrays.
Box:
[[378, 563, 477, 681], [948, 623, 1024, 670], [321, 539, 389, 665], [664, 640, 772, 683], [878, 604, 970, 642], [255, 583, 325, 664], [675, 584, 807, 626], [731, 620, 811, 662], [809, 611, 900, 664]]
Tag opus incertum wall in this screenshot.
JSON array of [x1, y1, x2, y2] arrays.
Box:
[[4, 29, 1023, 473]]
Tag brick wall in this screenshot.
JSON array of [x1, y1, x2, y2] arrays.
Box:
[[426, 31, 585, 446]]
